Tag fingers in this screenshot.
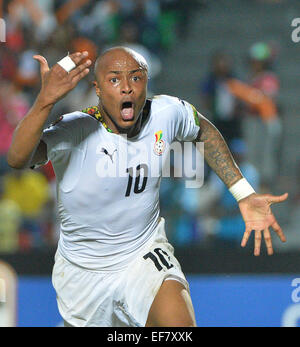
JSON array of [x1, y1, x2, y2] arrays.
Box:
[[54, 51, 89, 74], [263, 228, 273, 256], [68, 51, 89, 66], [254, 230, 262, 256], [241, 223, 285, 256], [242, 229, 273, 256], [33, 52, 90, 79], [267, 192, 288, 205], [241, 226, 252, 248], [272, 220, 286, 243], [33, 55, 50, 77], [69, 58, 92, 80], [71, 67, 90, 85]]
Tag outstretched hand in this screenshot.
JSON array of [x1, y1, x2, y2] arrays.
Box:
[[33, 51, 91, 107], [238, 192, 288, 256]]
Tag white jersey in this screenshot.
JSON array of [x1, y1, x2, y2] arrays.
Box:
[[41, 95, 200, 271]]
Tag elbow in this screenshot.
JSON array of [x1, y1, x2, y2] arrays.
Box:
[[8, 163, 25, 170], [6, 152, 26, 170], [7, 159, 25, 170]]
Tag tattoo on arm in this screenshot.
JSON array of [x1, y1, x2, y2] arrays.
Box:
[[195, 114, 243, 188]]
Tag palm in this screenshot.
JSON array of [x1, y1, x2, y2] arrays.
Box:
[[33, 52, 91, 106], [238, 192, 288, 256]]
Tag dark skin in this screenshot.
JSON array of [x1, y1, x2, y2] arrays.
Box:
[[93, 48, 148, 137], [8, 47, 288, 327]]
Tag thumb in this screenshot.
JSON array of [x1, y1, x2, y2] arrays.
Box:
[[33, 55, 50, 77], [267, 192, 289, 204]]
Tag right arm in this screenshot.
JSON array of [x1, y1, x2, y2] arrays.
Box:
[[7, 97, 53, 169], [7, 51, 91, 169]]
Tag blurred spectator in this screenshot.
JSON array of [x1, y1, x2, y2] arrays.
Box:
[[117, 0, 161, 52], [63, 0, 121, 46], [55, 0, 91, 27], [0, 79, 29, 175], [159, 0, 206, 45], [2, 0, 57, 44], [243, 42, 282, 187], [2, 169, 51, 248], [0, 178, 22, 253], [2, 169, 50, 219], [200, 51, 243, 143], [13, 29, 40, 102]]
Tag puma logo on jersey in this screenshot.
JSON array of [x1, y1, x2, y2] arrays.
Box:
[[101, 148, 117, 163]]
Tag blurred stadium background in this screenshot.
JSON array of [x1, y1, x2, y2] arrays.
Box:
[[0, 0, 300, 327]]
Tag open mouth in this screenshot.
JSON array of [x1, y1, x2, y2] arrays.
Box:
[[121, 101, 134, 121]]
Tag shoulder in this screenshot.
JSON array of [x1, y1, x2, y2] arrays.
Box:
[[151, 94, 186, 110], [45, 110, 96, 131], [150, 94, 199, 123], [56, 110, 95, 126], [150, 94, 190, 119]]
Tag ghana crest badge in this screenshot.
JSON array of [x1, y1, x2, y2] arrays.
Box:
[[153, 130, 165, 156]]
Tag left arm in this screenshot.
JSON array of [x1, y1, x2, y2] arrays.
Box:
[[194, 113, 242, 188], [194, 113, 288, 256]]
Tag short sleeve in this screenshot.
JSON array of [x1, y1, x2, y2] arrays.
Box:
[[175, 99, 200, 142], [41, 112, 82, 163]]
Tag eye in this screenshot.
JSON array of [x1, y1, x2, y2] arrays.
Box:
[[110, 77, 118, 83], [132, 76, 140, 82]]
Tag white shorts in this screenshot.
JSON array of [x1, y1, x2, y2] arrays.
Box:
[[52, 218, 190, 327]]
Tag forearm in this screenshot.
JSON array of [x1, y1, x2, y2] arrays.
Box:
[[197, 115, 243, 188], [7, 95, 53, 169]]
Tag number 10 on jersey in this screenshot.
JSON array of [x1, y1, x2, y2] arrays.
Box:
[[125, 164, 148, 197]]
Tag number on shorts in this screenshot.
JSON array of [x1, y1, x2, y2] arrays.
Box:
[[143, 248, 174, 271]]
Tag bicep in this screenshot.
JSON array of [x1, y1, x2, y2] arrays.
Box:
[[193, 111, 215, 143]]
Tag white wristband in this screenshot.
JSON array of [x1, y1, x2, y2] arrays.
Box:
[[57, 56, 76, 73], [229, 178, 255, 202]]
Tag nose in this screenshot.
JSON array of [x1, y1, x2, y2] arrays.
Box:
[[121, 78, 133, 95]]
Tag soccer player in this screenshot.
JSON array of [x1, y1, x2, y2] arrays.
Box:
[[7, 47, 288, 327]]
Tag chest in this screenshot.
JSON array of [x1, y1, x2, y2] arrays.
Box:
[[60, 126, 172, 199]]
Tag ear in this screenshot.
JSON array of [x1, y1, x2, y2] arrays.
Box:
[[93, 80, 101, 98]]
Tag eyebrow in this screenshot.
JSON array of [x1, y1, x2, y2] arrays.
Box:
[[108, 69, 144, 74]]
